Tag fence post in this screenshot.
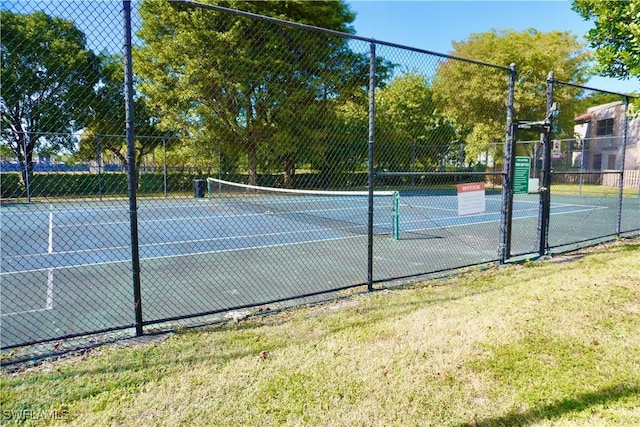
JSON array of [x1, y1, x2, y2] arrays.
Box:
[[96, 135, 103, 200], [163, 137, 167, 198], [537, 71, 554, 257], [616, 96, 630, 235], [499, 63, 517, 264], [22, 136, 32, 203], [123, 0, 143, 336], [367, 41, 376, 291]]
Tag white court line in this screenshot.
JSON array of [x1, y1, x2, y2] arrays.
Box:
[[51, 203, 374, 229], [1, 197, 367, 217], [0, 202, 612, 317], [1, 216, 391, 264], [0, 268, 54, 317], [1, 203, 607, 276], [400, 203, 457, 213], [0, 204, 128, 217], [0, 233, 367, 277], [46, 269, 54, 309], [2, 204, 606, 267], [401, 205, 607, 230], [1, 307, 53, 317]]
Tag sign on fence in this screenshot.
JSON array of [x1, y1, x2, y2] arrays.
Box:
[[457, 182, 486, 216], [514, 157, 531, 194], [552, 140, 562, 157]]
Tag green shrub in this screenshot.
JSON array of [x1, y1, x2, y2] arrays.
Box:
[[0, 173, 24, 198], [28, 173, 128, 197]]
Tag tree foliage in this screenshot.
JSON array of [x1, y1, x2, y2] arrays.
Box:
[[0, 10, 100, 184], [431, 29, 590, 162], [135, 0, 367, 186], [376, 72, 459, 170], [572, 0, 640, 83], [77, 54, 169, 171]]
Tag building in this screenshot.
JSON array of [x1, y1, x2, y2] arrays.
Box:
[[573, 101, 639, 173]]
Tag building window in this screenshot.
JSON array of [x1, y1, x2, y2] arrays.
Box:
[[607, 154, 617, 170], [593, 154, 602, 170], [596, 118, 614, 136]]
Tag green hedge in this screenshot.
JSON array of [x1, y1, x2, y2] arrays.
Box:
[[376, 165, 488, 187], [0, 173, 24, 198], [1, 168, 487, 199], [139, 172, 206, 193], [1, 172, 208, 199], [29, 173, 128, 197]]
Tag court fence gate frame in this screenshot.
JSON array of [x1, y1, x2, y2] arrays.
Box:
[[1, 0, 638, 357]]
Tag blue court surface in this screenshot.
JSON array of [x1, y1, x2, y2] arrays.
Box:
[[0, 193, 610, 272]]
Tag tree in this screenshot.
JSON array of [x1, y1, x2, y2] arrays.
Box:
[[572, 0, 640, 83], [376, 72, 459, 171], [135, 0, 360, 186], [0, 10, 100, 186], [431, 29, 590, 163], [77, 54, 169, 173]]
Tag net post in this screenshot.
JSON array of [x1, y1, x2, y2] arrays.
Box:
[[393, 191, 400, 240]]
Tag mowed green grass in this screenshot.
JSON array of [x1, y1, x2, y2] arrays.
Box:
[[2, 240, 639, 426], [551, 183, 638, 198]]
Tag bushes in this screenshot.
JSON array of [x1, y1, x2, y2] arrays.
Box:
[[0, 167, 488, 200], [1, 172, 205, 199], [141, 172, 205, 193], [29, 173, 128, 197], [376, 165, 488, 187], [0, 173, 24, 198]]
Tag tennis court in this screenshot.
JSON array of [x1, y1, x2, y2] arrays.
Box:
[[1, 186, 621, 348]]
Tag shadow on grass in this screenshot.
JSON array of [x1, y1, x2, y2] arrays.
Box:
[[458, 384, 640, 427]]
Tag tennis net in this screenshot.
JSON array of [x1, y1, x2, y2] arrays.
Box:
[[206, 178, 400, 239]]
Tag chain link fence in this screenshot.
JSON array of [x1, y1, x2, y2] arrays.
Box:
[[1, 0, 638, 356], [547, 82, 639, 250]]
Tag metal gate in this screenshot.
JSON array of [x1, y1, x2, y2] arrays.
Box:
[[502, 73, 638, 263]]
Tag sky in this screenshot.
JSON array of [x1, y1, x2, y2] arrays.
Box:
[[4, 0, 637, 95], [347, 0, 638, 95]]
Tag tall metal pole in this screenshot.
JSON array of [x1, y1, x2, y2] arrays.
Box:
[[96, 135, 103, 200], [537, 71, 554, 257], [616, 96, 630, 235], [163, 137, 167, 198], [367, 41, 376, 291], [123, 0, 143, 336], [499, 63, 517, 264], [23, 136, 31, 203]]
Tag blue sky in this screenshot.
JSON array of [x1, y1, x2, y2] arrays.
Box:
[[348, 0, 638, 95], [4, 0, 636, 95]]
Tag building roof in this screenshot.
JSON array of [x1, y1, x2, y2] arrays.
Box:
[[574, 112, 592, 124]]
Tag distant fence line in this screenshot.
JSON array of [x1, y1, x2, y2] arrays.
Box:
[[601, 170, 640, 189]]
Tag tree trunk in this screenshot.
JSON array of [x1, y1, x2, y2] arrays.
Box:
[[247, 143, 258, 187], [319, 152, 330, 190], [17, 132, 34, 198], [20, 150, 34, 198], [283, 156, 295, 188]]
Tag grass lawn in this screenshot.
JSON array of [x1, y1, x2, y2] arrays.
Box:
[[1, 240, 639, 426], [550, 183, 638, 198]]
